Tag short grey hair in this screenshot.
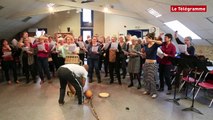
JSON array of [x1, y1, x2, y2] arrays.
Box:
[[185, 36, 192, 42]]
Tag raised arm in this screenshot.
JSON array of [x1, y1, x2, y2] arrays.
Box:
[[174, 31, 184, 44]]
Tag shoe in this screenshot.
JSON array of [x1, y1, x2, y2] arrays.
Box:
[[67, 91, 75, 97], [128, 83, 133, 87], [78, 99, 83, 105], [118, 81, 122, 85], [166, 90, 172, 95], [7, 81, 12, 85], [52, 73, 56, 77], [151, 94, 158, 99], [143, 91, 150, 95], [58, 101, 65, 105], [137, 85, 141, 89], [48, 80, 53, 83], [109, 80, 114, 84], [15, 80, 20, 84], [89, 79, 93, 83], [26, 80, 30, 84], [40, 80, 45, 84], [98, 78, 101, 83], [156, 84, 159, 89], [157, 88, 164, 92]]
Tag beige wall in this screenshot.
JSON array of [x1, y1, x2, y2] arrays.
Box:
[[33, 10, 80, 37], [93, 11, 104, 36], [32, 10, 104, 38], [32, 10, 160, 39], [104, 14, 160, 37], [195, 46, 213, 60]]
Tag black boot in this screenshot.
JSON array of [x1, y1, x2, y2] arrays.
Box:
[[137, 83, 141, 89], [26, 79, 30, 84], [128, 82, 133, 87], [122, 71, 127, 79], [128, 73, 133, 87], [97, 74, 101, 83], [89, 78, 93, 83], [137, 74, 141, 89], [26, 76, 30, 84], [110, 79, 114, 84], [98, 79, 101, 83], [118, 79, 122, 85], [128, 73, 134, 87], [58, 88, 65, 105]]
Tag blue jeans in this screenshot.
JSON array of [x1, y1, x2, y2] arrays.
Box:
[[37, 57, 51, 81], [88, 58, 100, 80]]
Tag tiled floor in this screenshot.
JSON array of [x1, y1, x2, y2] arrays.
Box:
[[0, 75, 213, 120]]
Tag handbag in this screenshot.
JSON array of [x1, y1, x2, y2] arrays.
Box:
[[109, 49, 116, 62]]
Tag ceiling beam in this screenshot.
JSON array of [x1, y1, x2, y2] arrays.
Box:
[[38, 0, 141, 19], [204, 39, 213, 46], [7, 6, 75, 19]]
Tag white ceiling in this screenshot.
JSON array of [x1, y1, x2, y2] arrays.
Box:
[[0, 0, 213, 45]]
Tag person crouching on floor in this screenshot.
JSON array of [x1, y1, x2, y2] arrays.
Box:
[[57, 64, 88, 105]]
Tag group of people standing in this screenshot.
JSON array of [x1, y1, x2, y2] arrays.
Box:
[[0, 31, 195, 100]]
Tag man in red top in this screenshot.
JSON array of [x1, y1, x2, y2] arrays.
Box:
[[158, 33, 176, 95]]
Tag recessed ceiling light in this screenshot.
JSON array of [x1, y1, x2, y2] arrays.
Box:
[[147, 8, 162, 18]]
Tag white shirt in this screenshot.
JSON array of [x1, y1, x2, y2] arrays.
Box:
[[61, 64, 88, 79], [110, 42, 118, 49]]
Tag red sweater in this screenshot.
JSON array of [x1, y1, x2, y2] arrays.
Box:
[[2, 47, 13, 61], [31, 43, 49, 58], [158, 42, 176, 65]]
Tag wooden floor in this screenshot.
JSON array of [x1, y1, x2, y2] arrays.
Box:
[[0, 73, 213, 120]]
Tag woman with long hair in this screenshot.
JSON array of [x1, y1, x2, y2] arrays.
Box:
[[142, 32, 162, 98]]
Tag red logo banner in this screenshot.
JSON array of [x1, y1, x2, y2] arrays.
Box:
[[171, 5, 207, 12]]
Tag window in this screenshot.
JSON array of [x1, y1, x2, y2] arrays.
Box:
[[127, 29, 149, 39], [81, 9, 94, 27], [164, 20, 201, 39], [81, 29, 93, 41], [82, 9, 92, 23], [36, 28, 47, 37]]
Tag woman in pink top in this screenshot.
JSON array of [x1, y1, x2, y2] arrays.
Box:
[[31, 36, 52, 84]]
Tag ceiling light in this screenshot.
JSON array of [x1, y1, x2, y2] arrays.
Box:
[[147, 8, 162, 18], [76, 8, 82, 13], [164, 20, 201, 39], [47, 3, 55, 14], [103, 7, 109, 13], [47, 3, 55, 7]]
